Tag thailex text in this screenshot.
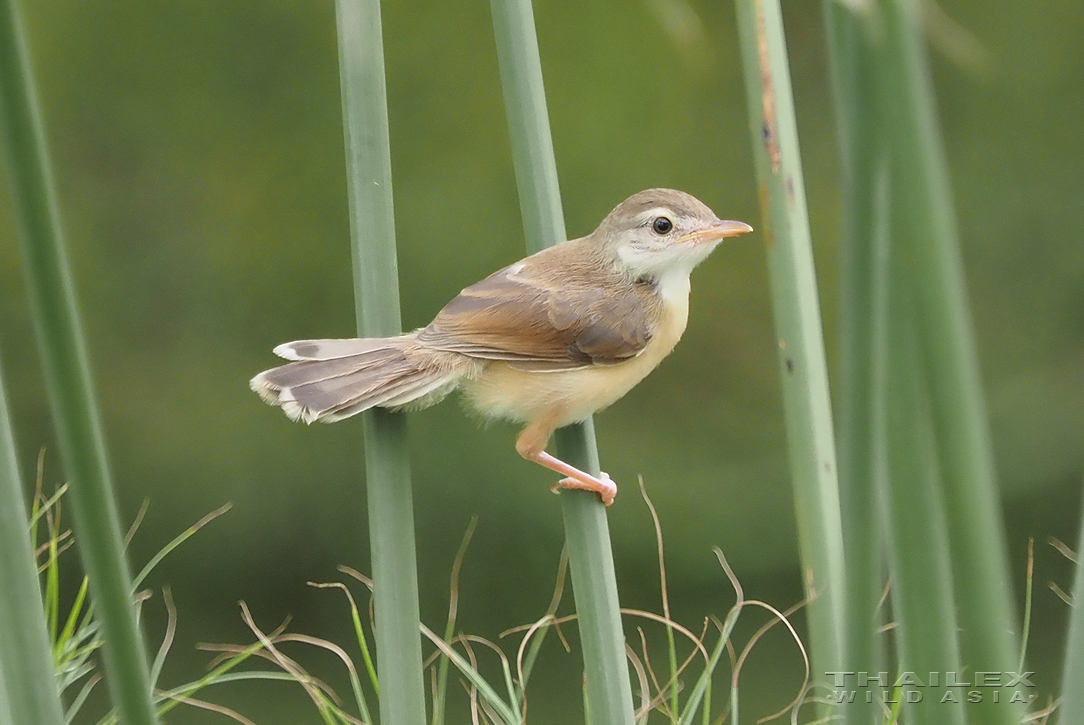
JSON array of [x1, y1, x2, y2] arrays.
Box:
[[825, 671, 1037, 705]]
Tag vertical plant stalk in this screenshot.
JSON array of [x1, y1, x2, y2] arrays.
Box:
[[0, 665, 12, 725], [335, 2, 427, 724], [735, 0, 847, 679], [874, 2, 1021, 722], [0, 359, 65, 725], [0, 3, 158, 724], [823, 5, 885, 724], [879, 243, 964, 725], [1057, 497, 1084, 722], [489, 0, 636, 722]]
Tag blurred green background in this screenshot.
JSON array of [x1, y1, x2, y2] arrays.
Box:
[[1, 0, 1081, 722]]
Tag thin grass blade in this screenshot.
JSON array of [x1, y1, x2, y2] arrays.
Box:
[[56, 576, 90, 663], [677, 610, 740, 725], [517, 547, 568, 689], [45, 517, 61, 642], [309, 581, 377, 718], [421, 628, 521, 725], [63, 675, 100, 724], [28, 482, 68, 532], [434, 518, 477, 725], [131, 504, 230, 592]]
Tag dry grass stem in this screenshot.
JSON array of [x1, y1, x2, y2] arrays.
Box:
[[1022, 696, 1058, 723], [1050, 581, 1073, 606], [305, 580, 377, 694], [197, 617, 287, 668], [238, 602, 342, 710], [1049, 537, 1078, 564], [876, 578, 892, 612], [625, 641, 652, 721], [729, 598, 809, 723], [713, 548, 744, 605], [124, 498, 151, 545], [35, 529, 72, 559], [336, 565, 379, 633], [447, 517, 479, 630], [150, 587, 178, 687], [1019, 537, 1035, 674], [634, 627, 666, 714], [274, 633, 362, 683], [513, 615, 554, 695], [339, 565, 372, 588], [639, 618, 714, 718], [157, 691, 259, 725], [466, 677, 482, 725], [503, 547, 572, 657]]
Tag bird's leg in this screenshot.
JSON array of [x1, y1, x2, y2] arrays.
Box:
[[516, 415, 617, 506]]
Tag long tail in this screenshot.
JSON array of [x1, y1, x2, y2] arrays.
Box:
[[250, 335, 463, 423]]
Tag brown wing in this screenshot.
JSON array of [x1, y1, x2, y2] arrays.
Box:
[[417, 246, 655, 371]]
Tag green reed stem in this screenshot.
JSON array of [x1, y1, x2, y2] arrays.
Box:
[[735, 0, 847, 685], [1058, 496, 1084, 723], [0, 2, 157, 723], [823, 5, 886, 723], [335, 2, 426, 724], [874, 2, 1021, 722], [0, 357, 65, 725], [490, 0, 636, 722], [879, 238, 964, 725]]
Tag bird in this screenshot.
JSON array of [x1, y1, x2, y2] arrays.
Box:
[[251, 188, 752, 505]]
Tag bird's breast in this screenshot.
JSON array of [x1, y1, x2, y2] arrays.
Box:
[[461, 292, 689, 427]]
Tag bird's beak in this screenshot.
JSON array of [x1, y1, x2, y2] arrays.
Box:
[[678, 219, 754, 245]]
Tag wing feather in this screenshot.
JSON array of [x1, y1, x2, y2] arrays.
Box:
[[417, 247, 655, 369]]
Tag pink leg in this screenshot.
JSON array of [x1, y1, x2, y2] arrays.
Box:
[[516, 415, 617, 506], [533, 451, 616, 506], [518, 411, 620, 502]]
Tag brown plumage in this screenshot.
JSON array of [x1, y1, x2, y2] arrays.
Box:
[[251, 188, 752, 504]]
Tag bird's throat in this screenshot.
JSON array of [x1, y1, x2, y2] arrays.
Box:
[[654, 266, 693, 308]]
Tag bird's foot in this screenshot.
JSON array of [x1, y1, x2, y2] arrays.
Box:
[[550, 472, 616, 506]]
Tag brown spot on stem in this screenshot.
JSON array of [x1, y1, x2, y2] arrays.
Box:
[[757, 181, 773, 248], [756, 0, 781, 173]]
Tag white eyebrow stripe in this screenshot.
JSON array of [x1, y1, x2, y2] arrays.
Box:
[[637, 207, 677, 225]]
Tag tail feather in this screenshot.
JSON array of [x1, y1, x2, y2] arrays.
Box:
[[257, 348, 402, 394], [250, 337, 463, 423], [317, 371, 458, 422], [273, 338, 394, 361]]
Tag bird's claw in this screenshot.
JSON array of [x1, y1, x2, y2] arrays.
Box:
[[550, 472, 616, 506]]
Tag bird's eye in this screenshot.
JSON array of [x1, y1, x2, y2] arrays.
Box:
[[651, 216, 673, 235]]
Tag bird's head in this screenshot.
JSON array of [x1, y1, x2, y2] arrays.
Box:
[[594, 188, 753, 280]]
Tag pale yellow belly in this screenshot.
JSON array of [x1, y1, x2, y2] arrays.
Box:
[[461, 301, 688, 427]]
